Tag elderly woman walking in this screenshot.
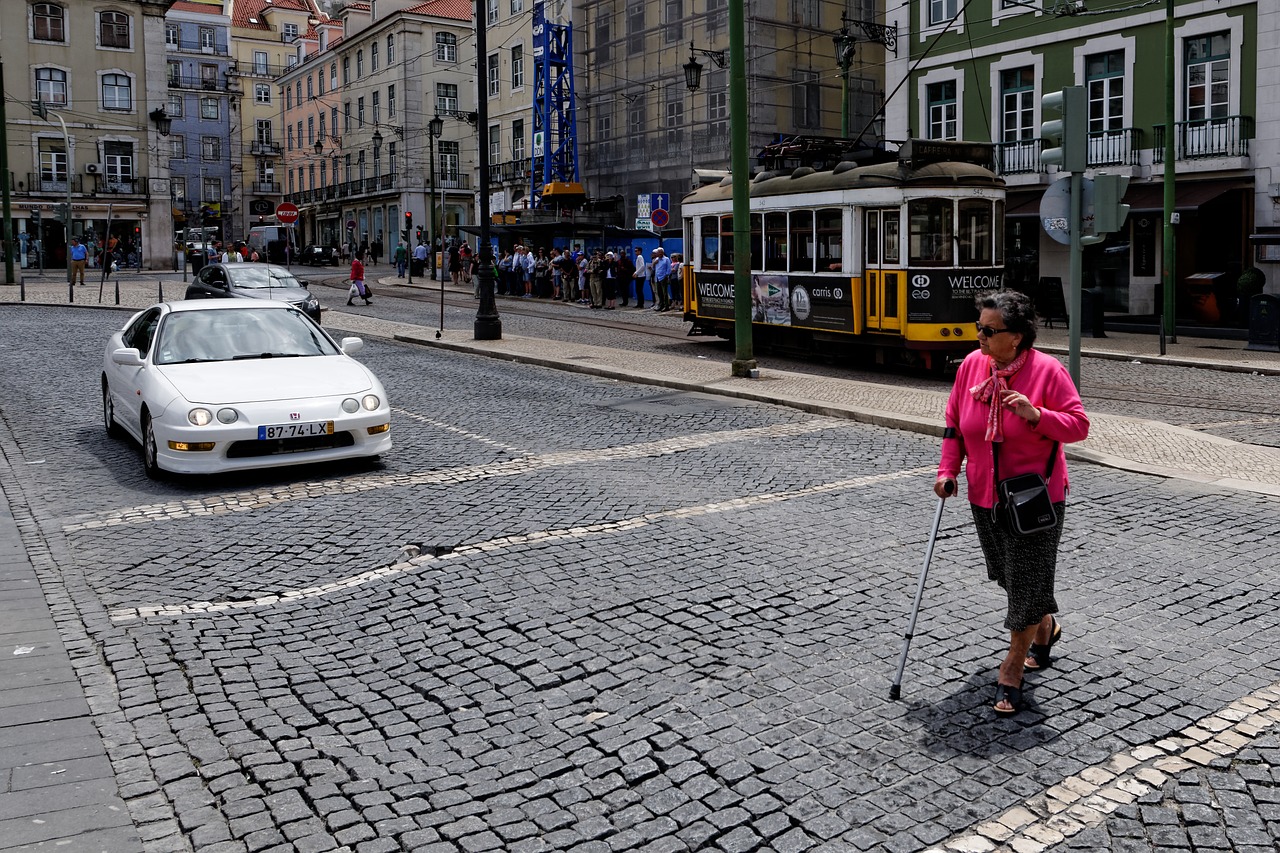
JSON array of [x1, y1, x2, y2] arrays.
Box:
[[935, 291, 1090, 717]]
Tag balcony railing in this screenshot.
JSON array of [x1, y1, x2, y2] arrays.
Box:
[[168, 75, 232, 91], [1087, 127, 1143, 167], [994, 139, 1043, 175], [25, 172, 84, 194], [250, 142, 282, 156], [1154, 116, 1253, 162], [438, 173, 471, 190], [93, 177, 145, 195], [251, 181, 281, 194], [166, 40, 230, 56]]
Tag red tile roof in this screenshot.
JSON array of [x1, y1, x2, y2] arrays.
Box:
[[405, 0, 472, 21], [230, 0, 316, 30], [168, 1, 225, 15]]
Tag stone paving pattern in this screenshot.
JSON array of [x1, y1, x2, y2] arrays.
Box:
[[1, 283, 1278, 853]]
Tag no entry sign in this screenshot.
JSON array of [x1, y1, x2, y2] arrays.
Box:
[[275, 202, 300, 225]]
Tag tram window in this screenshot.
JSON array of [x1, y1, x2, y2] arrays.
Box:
[[765, 212, 787, 271], [701, 216, 720, 268], [909, 199, 953, 265], [720, 215, 734, 269], [884, 211, 901, 263], [865, 212, 879, 265], [751, 213, 763, 271], [994, 200, 1005, 264], [816, 208, 842, 271], [958, 199, 992, 266], [789, 210, 814, 272]]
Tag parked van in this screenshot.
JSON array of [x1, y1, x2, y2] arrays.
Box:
[[246, 226, 295, 264]]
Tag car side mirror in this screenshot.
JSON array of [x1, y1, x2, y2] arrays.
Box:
[[298, 279, 310, 288], [339, 337, 364, 355], [111, 347, 145, 367]]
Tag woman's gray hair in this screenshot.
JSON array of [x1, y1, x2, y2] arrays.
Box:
[[976, 290, 1037, 352]]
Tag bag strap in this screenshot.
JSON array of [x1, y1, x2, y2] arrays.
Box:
[[993, 438, 1061, 486]]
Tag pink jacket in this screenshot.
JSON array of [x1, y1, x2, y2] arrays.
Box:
[[939, 348, 1090, 508]]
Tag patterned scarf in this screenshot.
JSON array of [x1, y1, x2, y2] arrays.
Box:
[[969, 349, 1029, 442]]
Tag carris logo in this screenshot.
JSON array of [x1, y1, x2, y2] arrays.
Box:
[[911, 274, 930, 287], [810, 288, 833, 298]]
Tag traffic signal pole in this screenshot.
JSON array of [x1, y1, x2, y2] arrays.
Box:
[[1067, 170, 1083, 387], [1041, 86, 1087, 389], [0, 62, 15, 285]]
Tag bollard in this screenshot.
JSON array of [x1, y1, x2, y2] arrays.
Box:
[[1081, 286, 1106, 338]]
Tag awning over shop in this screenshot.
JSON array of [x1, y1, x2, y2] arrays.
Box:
[[1114, 178, 1250, 213], [1004, 178, 1250, 217]]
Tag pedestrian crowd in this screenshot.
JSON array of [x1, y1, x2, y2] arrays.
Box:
[[484, 244, 683, 312]]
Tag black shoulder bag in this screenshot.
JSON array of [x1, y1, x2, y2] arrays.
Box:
[[992, 440, 1060, 537]]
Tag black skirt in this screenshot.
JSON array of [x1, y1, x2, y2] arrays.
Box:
[[970, 503, 1066, 631]]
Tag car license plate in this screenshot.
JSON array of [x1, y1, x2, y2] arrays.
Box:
[[258, 421, 334, 440]]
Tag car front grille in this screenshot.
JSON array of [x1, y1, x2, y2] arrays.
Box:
[[226, 432, 355, 458]]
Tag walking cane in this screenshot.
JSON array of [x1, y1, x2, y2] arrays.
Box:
[[889, 480, 953, 700]]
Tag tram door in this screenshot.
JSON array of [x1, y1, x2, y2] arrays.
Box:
[[863, 208, 903, 332]]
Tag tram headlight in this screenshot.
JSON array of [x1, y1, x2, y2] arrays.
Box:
[[940, 327, 951, 337], [954, 327, 965, 337]]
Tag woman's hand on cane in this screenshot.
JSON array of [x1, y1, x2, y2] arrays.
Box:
[[934, 478, 956, 499]]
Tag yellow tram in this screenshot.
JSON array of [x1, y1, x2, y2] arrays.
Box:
[[680, 140, 1006, 371]]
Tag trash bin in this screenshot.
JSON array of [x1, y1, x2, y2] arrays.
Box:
[[188, 250, 205, 275], [410, 257, 425, 277], [1080, 286, 1106, 338], [1246, 294, 1280, 352]]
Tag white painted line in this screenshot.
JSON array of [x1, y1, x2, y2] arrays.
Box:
[[107, 465, 933, 622]]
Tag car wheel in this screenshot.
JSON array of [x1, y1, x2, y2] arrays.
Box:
[[142, 412, 165, 480], [102, 378, 124, 438]]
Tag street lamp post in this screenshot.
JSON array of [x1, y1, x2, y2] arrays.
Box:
[[30, 101, 74, 298], [833, 24, 856, 138], [473, 0, 501, 340], [372, 129, 382, 253], [684, 45, 726, 191], [428, 115, 443, 280]]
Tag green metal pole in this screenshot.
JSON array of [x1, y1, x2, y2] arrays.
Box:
[[1162, 0, 1177, 346], [0, 61, 14, 285], [1068, 171, 1082, 389], [728, 0, 756, 376]]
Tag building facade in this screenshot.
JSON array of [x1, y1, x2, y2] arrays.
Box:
[[4, 0, 175, 271], [227, 0, 328, 242], [280, 0, 476, 258], [164, 1, 235, 244], [577, 0, 885, 230], [886, 0, 1277, 323]]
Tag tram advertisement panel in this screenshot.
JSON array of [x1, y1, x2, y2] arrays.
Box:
[[695, 273, 856, 334], [906, 269, 1003, 324]]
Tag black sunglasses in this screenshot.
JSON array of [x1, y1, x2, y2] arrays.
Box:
[[975, 323, 1016, 337]]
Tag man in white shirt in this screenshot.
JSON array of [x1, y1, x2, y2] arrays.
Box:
[[631, 246, 648, 309]]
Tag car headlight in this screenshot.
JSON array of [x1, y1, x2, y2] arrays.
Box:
[[342, 398, 360, 413], [362, 394, 380, 411], [217, 408, 238, 424], [188, 407, 213, 426]]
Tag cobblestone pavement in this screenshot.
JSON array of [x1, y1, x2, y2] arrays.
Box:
[[1, 304, 1278, 853]]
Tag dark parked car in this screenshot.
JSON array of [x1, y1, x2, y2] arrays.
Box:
[[301, 244, 341, 266], [185, 263, 322, 324]]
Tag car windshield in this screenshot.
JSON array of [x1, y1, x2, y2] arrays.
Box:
[[153, 307, 340, 365], [228, 267, 303, 290]]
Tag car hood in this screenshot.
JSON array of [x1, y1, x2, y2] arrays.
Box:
[[232, 285, 313, 303], [158, 357, 373, 404]]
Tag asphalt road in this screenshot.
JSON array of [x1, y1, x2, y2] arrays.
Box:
[[1, 306, 1277, 852]]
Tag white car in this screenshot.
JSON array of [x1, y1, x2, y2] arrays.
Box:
[[102, 300, 391, 478]]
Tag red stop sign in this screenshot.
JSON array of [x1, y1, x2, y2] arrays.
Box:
[[275, 202, 300, 225]]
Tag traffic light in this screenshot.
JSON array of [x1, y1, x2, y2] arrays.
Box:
[[416, 226, 423, 243], [31, 209, 42, 229], [56, 203, 69, 224], [403, 211, 412, 242], [1092, 173, 1131, 235], [1040, 86, 1087, 173]]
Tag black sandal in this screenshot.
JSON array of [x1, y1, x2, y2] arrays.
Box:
[[993, 681, 1024, 717], [1025, 616, 1062, 671]]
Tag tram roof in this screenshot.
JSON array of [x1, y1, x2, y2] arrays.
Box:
[[681, 159, 1004, 206]]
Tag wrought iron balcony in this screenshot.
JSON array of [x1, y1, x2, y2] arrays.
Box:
[[25, 172, 84, 194], [994, 139, 1043, 175], [438, 173, 471, 190], [1153, 116, 1253, 162], [250, 142, 282, 156], [1086, 127, 1143, 167], [251, 181, 281, 194]]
